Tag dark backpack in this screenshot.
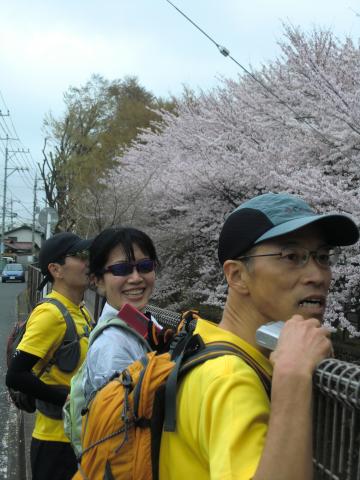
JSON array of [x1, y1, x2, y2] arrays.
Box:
[[6, 297, 81, 418]]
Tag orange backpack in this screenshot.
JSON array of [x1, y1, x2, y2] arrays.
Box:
[[73, 315, 271, 480]]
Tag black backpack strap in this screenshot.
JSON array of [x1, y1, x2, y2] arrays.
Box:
[[182, 341, 271, 397], [41, 297, 79, 343], [163, 339, 271, 432], [38, 297, 80, 373], [34, 298, 81, 419], [163, 333, 205, 432]]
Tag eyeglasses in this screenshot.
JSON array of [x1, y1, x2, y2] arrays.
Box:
[[102, 259, 155, 276], [65, 250, 90, 261], [237, 246, 340, 268]]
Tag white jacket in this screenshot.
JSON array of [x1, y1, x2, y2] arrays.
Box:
[[83, 302, 156, 403]]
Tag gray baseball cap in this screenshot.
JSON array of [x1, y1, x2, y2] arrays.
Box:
[[218, 192, 359, 264]]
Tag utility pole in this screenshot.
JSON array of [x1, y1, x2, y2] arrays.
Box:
[[9, 196, 14, 230], [31, 174, 38, 255], [0, 111, 10, 255], [0, 134, 29, 254]]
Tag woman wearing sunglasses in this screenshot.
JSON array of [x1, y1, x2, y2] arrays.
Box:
[[82, 226, 160, 403]]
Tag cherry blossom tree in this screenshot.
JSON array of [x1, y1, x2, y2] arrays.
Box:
[[107, 26, 360, 332]]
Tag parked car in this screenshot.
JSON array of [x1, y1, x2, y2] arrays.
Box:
[[0, 256, 16, 274], [1, 263, 25, 283]]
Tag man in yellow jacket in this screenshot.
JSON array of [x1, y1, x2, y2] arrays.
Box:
[[6, 232, 93, 480], [160, 192, 359, 480]]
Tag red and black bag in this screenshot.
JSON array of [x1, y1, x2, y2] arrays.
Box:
[[6, 297, 81, 415]]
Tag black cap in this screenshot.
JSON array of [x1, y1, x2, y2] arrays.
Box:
[[38, 232, 92, 289]]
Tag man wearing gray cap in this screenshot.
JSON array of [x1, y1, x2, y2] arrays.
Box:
[[6, 232, 93, 480], [160, 192, 359, 480]]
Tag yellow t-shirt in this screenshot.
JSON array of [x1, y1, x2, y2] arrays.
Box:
[[18, 290, 92, 442], [159, 319, 273, 480]]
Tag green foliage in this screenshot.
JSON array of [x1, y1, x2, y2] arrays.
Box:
[[40, 74, 175, 231]]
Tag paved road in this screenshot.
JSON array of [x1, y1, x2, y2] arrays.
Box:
[[0, 281, 26, 479]]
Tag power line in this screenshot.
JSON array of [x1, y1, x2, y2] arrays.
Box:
[[0, 94, 41, 240], [0, 141, 35, 184], [0, 105, 36, 205], [4, 144, 34, 189], [165, 0, 227, 54], [0, 133, 30, 252], [6, 131, 36, 175], [5, 135, 36, 180], [164, 0, 357, 157], [7, 191, 33, 216], [0, 91, 37, 174]]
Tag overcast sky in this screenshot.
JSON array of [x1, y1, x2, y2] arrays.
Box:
[[0, 0, 359, 224]]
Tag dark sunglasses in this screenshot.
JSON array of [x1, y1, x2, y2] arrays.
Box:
[[65, 250, 90, 261], [102, 259, 155, 277]]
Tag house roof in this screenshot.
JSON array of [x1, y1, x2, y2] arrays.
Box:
[[5, 241, 40, 252], [5, 224, 44, 235]]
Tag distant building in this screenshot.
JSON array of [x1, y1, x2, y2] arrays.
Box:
[[4, 225, 44, 266]]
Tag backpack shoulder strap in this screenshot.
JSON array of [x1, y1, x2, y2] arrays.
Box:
[[36, 297, 80, 375], [40, 297, 79, 342], [163, 337, 271, 432], [89, 316, 151, 350], [181, 341, 271, 396]]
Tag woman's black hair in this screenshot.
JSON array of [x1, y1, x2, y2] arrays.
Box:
[[89, 226, 160, 277]]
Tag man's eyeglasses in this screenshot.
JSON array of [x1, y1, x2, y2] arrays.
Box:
[[102, 259, 155, 276], [65, 250, 90, 261], [237, 246, 340, 268]]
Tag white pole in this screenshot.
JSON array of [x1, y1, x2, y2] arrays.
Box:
[[42, 213, 52, 298]]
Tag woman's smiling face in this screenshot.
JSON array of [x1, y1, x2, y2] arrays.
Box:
[[96, 243, 156, 312]]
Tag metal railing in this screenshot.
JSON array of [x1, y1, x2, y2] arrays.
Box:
[[26, 265, 43, 308], [26, 265, 360, 479], [313, 360, 360, 480]]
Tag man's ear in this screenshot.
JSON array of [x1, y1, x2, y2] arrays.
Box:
[[95, 276, 106, 296], [223, 260, 250, 295], [47, 262, 63, 280]]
